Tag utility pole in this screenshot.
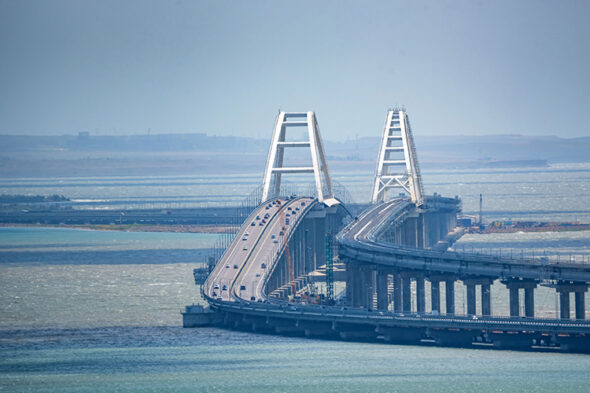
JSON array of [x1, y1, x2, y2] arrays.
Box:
[[479, 194, 483, 226]]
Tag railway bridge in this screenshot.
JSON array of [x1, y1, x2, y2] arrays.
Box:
[[184, 109, 590, 353]]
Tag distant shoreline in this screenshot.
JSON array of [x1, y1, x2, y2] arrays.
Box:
[[0, 223, 230, 234]]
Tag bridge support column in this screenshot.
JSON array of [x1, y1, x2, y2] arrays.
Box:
[[347, 262, 363, 308], [416, 276, 425, 313], [376, 269, 389, 311], [559, 291, 571, 319], [345, 259, 353, 305], [464, 278, 494, 316], [503, 279, 537, 318], [393, 273, 402, 313], [430, 280, 440, 313], [313, 218, 326, 271], [360, 265, 374, 310], [481, 283, 491, 316], [524, 287, 535, 318], [509, 286, 519, 317], [466, 283, 476, 316], [445, 279, 455, 315], [303, 226, 312, 275], [402, 273, 412, 313], [557, 282, 588, 320], [575, 292, 586, 320]]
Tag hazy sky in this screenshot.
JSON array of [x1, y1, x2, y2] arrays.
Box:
[[1, 0, 589, 140]]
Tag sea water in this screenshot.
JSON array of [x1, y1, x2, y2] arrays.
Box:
[[1, 164, 590, 392]]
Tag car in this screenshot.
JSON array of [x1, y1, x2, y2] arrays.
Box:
[[261, 263, 266, 269], [212, 291, 217, 297], [225, 264, 230, 268], [285, 219, 290, 225], [286, 213, 291, 217], [250, 296, 256, 301], [233, 264, 238, 269], [287, 207, 292, 211], [251, 222, 255, 226], [273, 239, 278, 243], [301, 202, 305, 206], [265, 206, 269, 210], [222, 285, 227, 290], [257, 299, 263, 302], [243, 246, 248, 251], [255, 273, 261, 277], [240, 285, 246, 290], [279, 231, 284, 236], [271, 235, 275, 239], [242, 236, 247, 241], [213, 284, 219, 289], [217, 296, 222, 301], [295, 207, 300, 211], [256, 215, 260, 220], [259, 222, 264, 226]]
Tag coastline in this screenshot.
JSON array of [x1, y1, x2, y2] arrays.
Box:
[[0, 223, 231, 234]]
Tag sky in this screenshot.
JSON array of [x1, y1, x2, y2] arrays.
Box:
[[1, 0, 589, 141]]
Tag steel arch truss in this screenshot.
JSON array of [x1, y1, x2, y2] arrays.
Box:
[[371, 109, 425, 206], [261, 111, 334, 204]]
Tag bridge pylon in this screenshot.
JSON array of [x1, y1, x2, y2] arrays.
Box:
[[371, 108, 425, 206], [261, 111, 335, 204]]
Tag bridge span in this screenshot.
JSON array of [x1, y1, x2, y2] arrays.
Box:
[[185, 109, 590, 353]]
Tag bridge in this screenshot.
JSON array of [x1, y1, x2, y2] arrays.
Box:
[[184, 109, 590, 353]]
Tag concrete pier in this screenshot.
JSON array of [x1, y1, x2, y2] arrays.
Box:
[[430, 279, 440, 313], [504, 280, 537, 318], [402, 274, 412, 312], [445, 279, 455, 315], [416, 276, 425, 313], [481, 283, 491, 316], [560, 291, 571, 319], [466, 283, 476, 316], [393, 273, 402, 313], [557, 282, 588, 320], [376, 269, 389, 311]]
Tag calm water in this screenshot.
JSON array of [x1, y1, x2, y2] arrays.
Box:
[[1, 165, 590, 392]]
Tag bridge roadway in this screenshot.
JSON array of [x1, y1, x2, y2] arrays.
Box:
[[338, 199, 590, 283], [204, 196, 316, 303], [202, 197, 590, 352]]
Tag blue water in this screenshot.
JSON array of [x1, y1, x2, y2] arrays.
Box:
[[1, 165, 590, 392], [0, 227, 217, 265], [2, 327, 590, 393]]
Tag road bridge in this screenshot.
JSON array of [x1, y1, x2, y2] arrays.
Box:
[[185, 109, 590, 353]]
